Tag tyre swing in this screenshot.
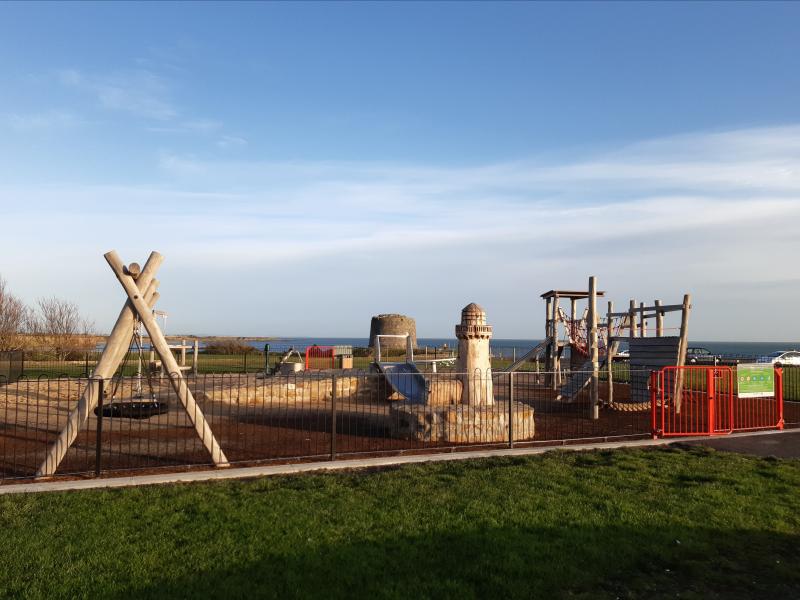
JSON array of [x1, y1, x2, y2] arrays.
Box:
[[93, 315, 169, 420]]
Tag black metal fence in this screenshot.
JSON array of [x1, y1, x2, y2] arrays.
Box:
[[0, 351, 24, 384], [1, 369, 671, 483], [2, 365, 796, 484]]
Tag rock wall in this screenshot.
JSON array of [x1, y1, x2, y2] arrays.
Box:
[[197, 376, 379, 405], [390, 401, 535, 443]]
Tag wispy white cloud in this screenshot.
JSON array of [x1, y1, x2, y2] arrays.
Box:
[[59, 69, 178, 121], [156, 124, 800, 201], [147, 119, 223, 134], [2, 110, 84, 131], [53, 67, 244, 150], [58, 68, 177, 120], [1, 124, 799, 339], [216, 135, 248, 150]]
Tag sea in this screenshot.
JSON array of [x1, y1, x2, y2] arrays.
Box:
[[246, 337, 799, 359]]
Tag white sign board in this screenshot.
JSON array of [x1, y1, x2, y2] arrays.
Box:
[[737, 363, 775, 398]]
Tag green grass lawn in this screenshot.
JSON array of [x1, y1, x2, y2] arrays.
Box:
[[1, 447, 799, 599]]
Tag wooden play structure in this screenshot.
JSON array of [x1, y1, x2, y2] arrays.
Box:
[[505, 276, 691, 419], [35, 251, 229, 478]]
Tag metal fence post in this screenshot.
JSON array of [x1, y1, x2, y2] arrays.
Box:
[[331, 374, 337, 460], [243, 352, 248, 374], [707, 367, 716, 436], [264, 343, 270, 373], [94, 377, 104, 477], [650, 370, 659, 439], [775, 367, 784, 430], [508, 371, 514, 449]]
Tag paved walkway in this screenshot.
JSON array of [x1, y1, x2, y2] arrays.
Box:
[[1, 430, 795, 496], [677, 429, 800, 458]]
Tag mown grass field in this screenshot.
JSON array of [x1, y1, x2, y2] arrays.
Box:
[[1, 446, 798, 599], [18, 352, 602, 378]]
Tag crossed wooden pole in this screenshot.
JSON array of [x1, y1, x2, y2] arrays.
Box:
[[36, 250, 229, 478]]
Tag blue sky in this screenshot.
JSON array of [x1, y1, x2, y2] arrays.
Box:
[[1, 2, 799, 341]]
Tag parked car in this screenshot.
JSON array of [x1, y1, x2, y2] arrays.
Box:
[[687, 347, 721, 364], [757, 350, 800, 366]]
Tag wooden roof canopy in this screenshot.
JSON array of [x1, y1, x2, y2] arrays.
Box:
[[540, 290, 606, 300]]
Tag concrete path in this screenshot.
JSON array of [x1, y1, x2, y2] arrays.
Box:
[[0, 430, 794, 496], [677, 429, 800, 458]]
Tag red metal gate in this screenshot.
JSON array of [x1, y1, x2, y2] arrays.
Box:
[[651, 366, 784, 438], [305, 345, 335, 370], [733, 367, 785, 432]]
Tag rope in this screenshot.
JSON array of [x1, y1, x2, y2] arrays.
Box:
[[607, 400, 651, 412], [131, 327, 158, 399]]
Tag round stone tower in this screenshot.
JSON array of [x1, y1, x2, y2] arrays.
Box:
[[368, 314, 417, 349], [455, 303, 494, 405]]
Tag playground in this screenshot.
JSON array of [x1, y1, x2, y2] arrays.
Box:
[[0, 251, 795, 483]]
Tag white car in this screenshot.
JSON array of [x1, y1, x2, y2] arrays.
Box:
[[759, 350, 800, 366]]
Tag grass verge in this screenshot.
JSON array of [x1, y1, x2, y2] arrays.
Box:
[[1, 446, 799, 599]]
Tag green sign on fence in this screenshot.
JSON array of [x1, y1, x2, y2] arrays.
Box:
[[737, 363, 774, 398]]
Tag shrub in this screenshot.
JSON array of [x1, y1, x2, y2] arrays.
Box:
[[203, 341, 258, 354]]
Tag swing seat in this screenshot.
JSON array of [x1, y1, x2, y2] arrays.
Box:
[[94, 401, 170, 420]]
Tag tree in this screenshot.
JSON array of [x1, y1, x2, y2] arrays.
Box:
[[0, 275, 27, 350], [31, 296, 95, 360]]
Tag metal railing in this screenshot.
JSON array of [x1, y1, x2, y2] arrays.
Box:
[[0, 368, 673, 483]]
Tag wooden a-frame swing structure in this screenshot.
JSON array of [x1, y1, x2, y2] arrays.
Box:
[[36, 250, 228, 478]]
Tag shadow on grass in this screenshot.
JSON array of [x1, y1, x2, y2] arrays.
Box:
[[103, 524, 800, 600]]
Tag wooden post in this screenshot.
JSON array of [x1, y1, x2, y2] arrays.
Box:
[[180, 339, 187, 369], [639, 302, 647, 337], [674, 294, 692, 413], [588, 277, 599, 419], [552, 295, 561, 389], [35, 253, 163, 478], [629, 299, 637, 341], [654, 300, 664, 337], [104, 250, 229, 467], [545, 297, 553, 385], [607, 300, 615, 406], [570, 297, 578, 384], [193, 339, 199, 376]]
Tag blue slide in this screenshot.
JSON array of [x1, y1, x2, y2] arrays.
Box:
[[376, 362, 429, 405]]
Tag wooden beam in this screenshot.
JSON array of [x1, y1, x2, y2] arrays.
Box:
[[606, 300, 615, 406], [545, 297, 554, 386], [674, 294, 692, 413], [125, 262, 142, 279], [639, 302, 647, 337], [588, 277, 599, 420], [614, 303, 684, 315], [36, 253, 163, 478], [655, 299, 664, 337], [553, 295, 561, 389], [105, 251, 229, 467]]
